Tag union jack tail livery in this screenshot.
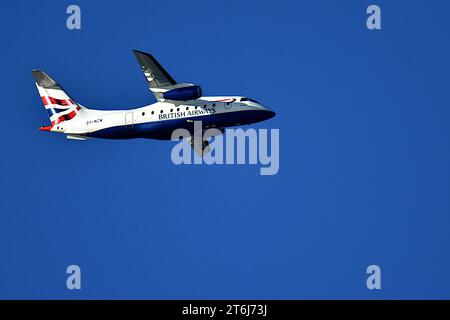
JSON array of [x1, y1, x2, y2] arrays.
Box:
[[32, 70, 82, 131]]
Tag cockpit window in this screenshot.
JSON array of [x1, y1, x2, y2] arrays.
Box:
[[240, 97, 259, 103]]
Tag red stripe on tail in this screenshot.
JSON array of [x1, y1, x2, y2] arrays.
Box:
[[41, 96, 49, 105], [51, 106, 81, 125], [39, 125, 53, 131], [48, 97, 72, 106]]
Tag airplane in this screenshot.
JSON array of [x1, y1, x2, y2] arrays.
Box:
[[32, 50, 276, 155]]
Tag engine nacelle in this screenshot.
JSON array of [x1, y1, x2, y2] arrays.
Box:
[[163, 85, 202, 101]]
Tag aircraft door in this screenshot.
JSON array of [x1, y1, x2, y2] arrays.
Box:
[[125, 112, 134, 127]]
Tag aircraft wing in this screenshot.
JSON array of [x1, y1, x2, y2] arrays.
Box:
[[133, 50, 177, 101]]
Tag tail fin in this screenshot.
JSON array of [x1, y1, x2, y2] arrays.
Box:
[[32, 70, 81, 130]]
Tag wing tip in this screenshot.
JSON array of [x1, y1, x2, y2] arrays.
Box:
[[132, 49, 155, 59]]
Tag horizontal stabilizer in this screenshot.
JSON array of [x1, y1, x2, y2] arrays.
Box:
[[67, 134, 89, 140]]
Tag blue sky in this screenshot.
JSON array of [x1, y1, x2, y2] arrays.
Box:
[[0, 0, 449, 299]]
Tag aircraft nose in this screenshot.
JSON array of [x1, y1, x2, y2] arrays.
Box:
[[260, 105, 276, 120], [247, 103, 276, 123], [258, 108, 276, 122], [266, 110, 276, 119]]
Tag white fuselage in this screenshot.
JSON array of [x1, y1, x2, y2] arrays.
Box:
[[48, 96, 275, 140]]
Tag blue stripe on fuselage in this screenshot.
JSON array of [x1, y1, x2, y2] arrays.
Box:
[[86, 110, 275, 140]]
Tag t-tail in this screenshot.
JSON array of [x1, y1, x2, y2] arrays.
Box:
[[32, 70, 82, 131]]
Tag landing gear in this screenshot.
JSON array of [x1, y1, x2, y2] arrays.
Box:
[[187, 136, 211, 156], [186, 128, 224, 156]]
